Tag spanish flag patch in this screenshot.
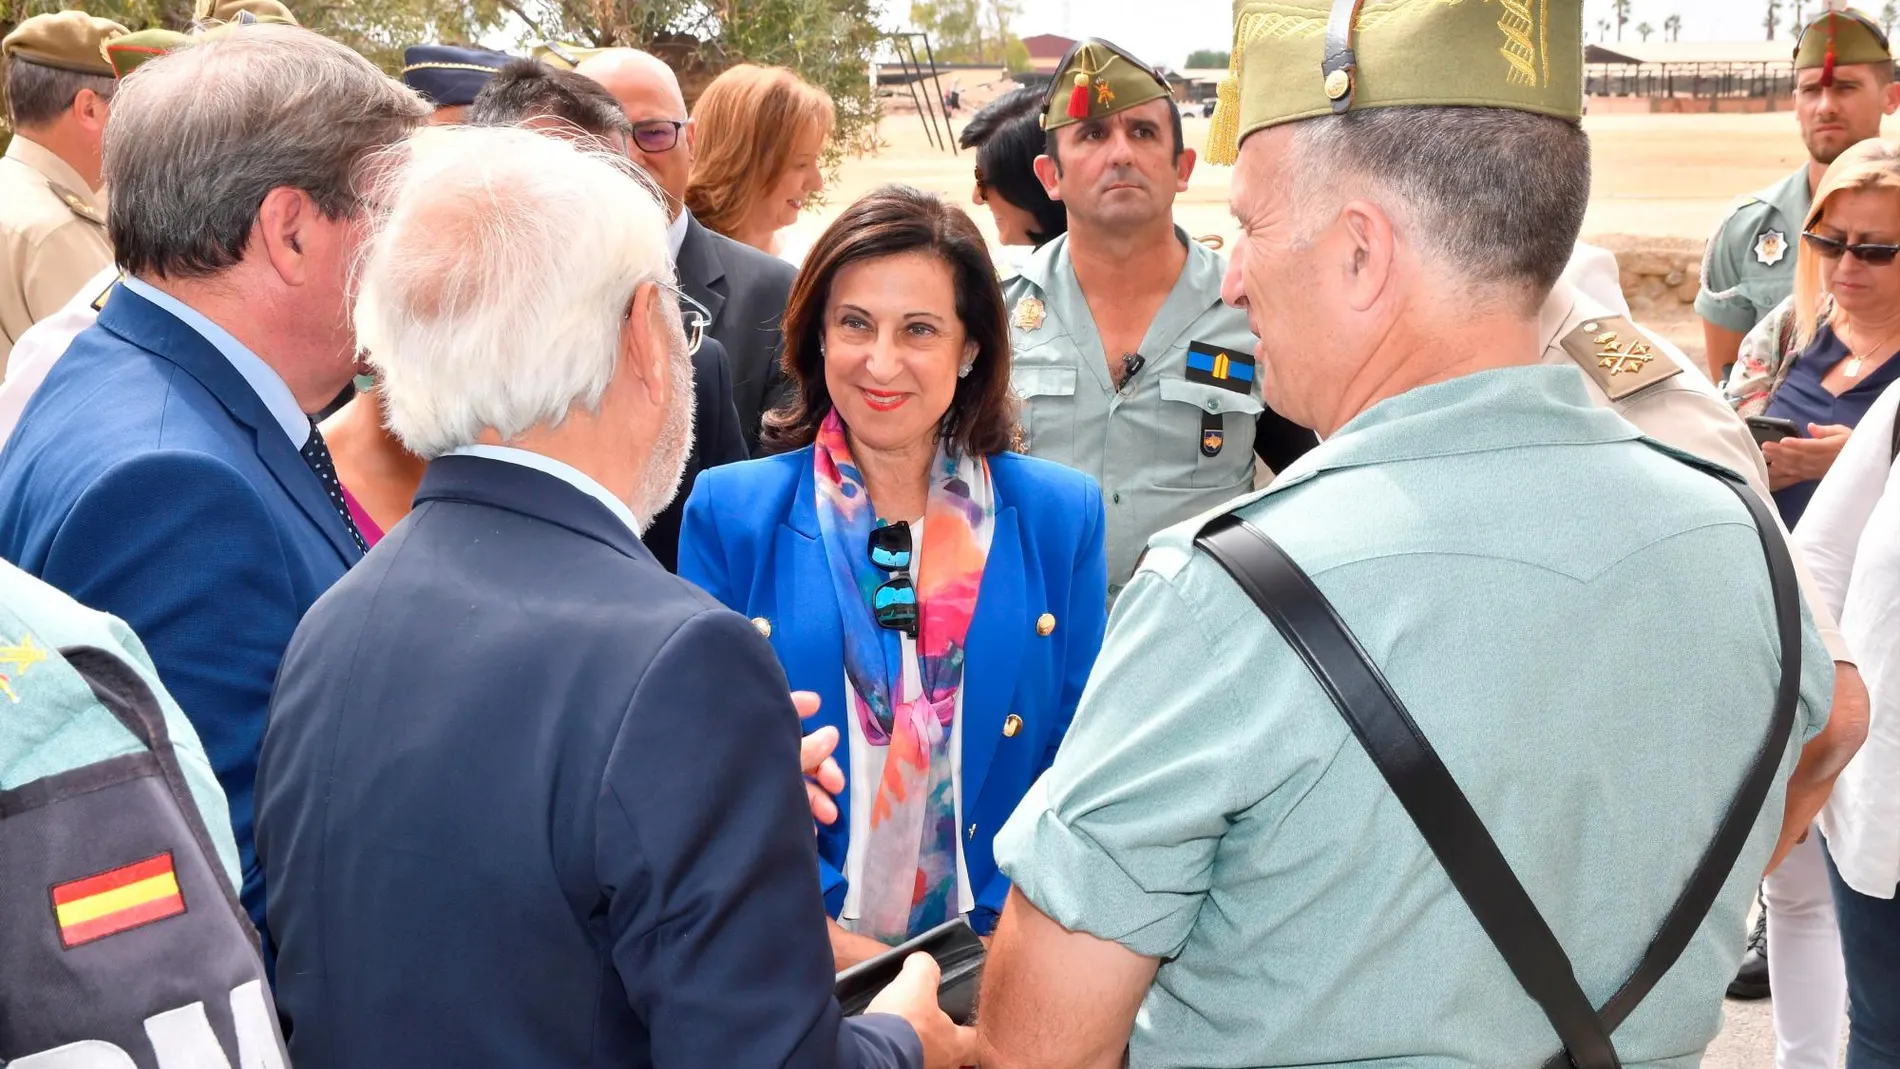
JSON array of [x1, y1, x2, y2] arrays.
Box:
[[52, 852, 186, 948]]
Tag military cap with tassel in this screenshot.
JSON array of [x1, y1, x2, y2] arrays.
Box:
[[1793, 3, 1892, 82], [105, 28, 192, 78], [1, 11, 127, 76], [1039, 38, 1173, 131], [1206, 0, 1584, 164]]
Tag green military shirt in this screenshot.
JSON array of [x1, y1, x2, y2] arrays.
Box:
[[997, 366, 1832, 1069], [0, 558, 240, 891], [1005, 229, 1262, 592], [1697, 166, 1811, 335]]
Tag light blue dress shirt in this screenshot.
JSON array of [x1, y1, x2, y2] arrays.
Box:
[[447, 444, 642, 536], [997, 366, 1834, 1069], [120, 276, 309, 448]]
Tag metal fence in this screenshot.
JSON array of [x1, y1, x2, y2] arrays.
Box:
[[1585, 61, 1800, 99]]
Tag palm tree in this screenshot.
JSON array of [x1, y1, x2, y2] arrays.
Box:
[[1613, 0, 1632, 39], [1665, 12, 1684, 40], [1765, 0, 1781, 41], [1637, 20, 1655, 40], [1884, 1, 1898, 36], [1791, 0, 1806, 36], [1597, 16, 1612, 41]]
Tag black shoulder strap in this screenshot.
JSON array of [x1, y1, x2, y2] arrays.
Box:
[[1194, 475, 1800, 1069]]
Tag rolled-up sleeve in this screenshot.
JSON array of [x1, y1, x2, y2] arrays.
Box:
[[1696, 215, 1762, 334], [994, 567, 1256, 960]]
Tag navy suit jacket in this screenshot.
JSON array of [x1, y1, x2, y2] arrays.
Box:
[[254, 455, 921, 1069], [0, 284, 361, 928], [678, 447, 1109, 934]]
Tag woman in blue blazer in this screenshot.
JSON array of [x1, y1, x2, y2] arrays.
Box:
[[679, 185, 1107, 968]]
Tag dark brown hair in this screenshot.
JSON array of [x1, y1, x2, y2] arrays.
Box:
[[762, 184, 1018, 457]]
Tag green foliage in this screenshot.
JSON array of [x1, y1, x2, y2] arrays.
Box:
[[1636, 21, 1652, 41], [1003, 34, 1028, 73], [907, 0, 1022, 65], [1883, 1, 1897, 36], [0, 0, 889, 175], [1184, 48, 1229, 68]]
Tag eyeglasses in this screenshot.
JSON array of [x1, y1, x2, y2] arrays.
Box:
[[630, 119, 690, 154], [868, 522, 918, 636], [1802, 230, 1900, 267], [626, 279, 709, 355]]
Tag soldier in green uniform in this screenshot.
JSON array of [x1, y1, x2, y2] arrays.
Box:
[[1005, 38, 1314, 595], [1698, 8, 1897, 382], [976, 3, 1852, 1066]]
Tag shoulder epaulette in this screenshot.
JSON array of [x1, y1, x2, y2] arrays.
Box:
[[1559, 315, 1683, 402]]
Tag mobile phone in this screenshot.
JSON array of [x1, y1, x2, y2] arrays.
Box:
[[1746, 416, 1801, 446]]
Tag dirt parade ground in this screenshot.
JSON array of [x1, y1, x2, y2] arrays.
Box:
[[784, 105, 1868, 1068]]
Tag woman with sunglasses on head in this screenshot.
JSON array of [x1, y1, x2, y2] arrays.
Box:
[[958, 87, 1067, 254], [678, 185, 1108, 969], [1725, 135, 1900, 1069]]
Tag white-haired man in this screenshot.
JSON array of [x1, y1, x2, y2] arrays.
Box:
[[254, 125, 971, 1069], [976, 3, 1849, 1068]]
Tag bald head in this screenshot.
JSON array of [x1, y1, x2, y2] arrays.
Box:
[[577, 49, 692, 219]]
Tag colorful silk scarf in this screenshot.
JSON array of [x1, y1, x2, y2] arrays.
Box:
[[813, 410, 994, 944]]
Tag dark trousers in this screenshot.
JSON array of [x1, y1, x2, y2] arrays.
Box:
[[1826, 843, 1900, 1069]]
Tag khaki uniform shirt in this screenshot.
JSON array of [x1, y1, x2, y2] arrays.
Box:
[[1696, 166, 1810, 336], [1541, 264, 1849, 662], [0, 136, 112, 372], [1004, 229, 1262, 592]]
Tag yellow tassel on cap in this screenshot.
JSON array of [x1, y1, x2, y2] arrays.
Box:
[[1205, 75, 1240, 165]]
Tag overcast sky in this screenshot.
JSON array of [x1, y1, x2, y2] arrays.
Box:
[[874, 0, 1844, 69]]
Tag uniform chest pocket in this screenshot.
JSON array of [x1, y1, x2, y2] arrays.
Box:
[[1011, 364, 1078, 460], [1153, 377, 1265, 490]]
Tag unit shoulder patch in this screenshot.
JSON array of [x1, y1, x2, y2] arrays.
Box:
[[1559, 316, 1683, 402]]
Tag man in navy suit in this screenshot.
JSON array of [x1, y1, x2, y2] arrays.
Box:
[[0, 25, 428, 930], [254, 123, 971, 1067]]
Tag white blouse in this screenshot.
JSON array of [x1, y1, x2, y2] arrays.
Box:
[[1796, 378, 1900, 899], [837, 516, 975, 929]]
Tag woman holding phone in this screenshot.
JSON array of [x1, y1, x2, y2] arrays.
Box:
[[1730, 137, 1900, 526], [1725, 135, 1900, 1069]]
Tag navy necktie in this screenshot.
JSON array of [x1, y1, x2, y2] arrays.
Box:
[[300, 418, 368, 554]]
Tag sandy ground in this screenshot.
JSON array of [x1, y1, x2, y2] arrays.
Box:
[[786, 108, 1869, 1069]]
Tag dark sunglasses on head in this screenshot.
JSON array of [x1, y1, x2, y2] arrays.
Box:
[[630, 119, 688, 154], [1802, 230, 1900, 266], [868, 522, 918, 636]]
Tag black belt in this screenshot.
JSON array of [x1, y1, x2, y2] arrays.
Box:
[[1196, 465, 1799, 1069]]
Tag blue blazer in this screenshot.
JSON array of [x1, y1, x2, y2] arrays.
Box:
[[256, 456, 920, 1069], [678, 446, 1108, 934], [0, 284, 361, 929]]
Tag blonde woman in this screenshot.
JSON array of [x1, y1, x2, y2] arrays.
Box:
[[684, 64, 832, 259], [1727, 135, 1900, 1069], [1730, 137, 1900, 526]]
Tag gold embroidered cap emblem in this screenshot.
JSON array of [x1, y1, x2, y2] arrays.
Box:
[[1013, 297, 1045, 332]]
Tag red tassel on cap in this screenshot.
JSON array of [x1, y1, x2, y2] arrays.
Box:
[[1067, 72, 1090, 119], [1822, 12, 1839, 86]]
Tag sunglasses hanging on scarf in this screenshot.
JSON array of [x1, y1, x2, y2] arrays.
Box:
[[868, 522, 919, 637]]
